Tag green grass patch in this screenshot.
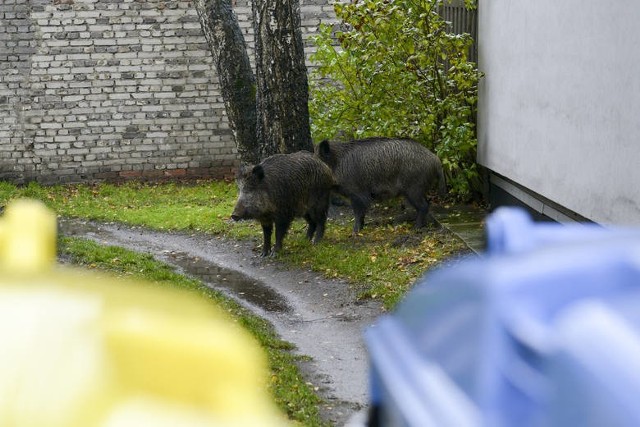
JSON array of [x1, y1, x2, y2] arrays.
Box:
[[59, 236, 328, 427], [2, 181, 252, 237], [279, 219, 466, 308], [1, 180, 468, 308]]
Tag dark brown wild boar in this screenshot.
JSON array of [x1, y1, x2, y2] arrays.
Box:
[[316, 137, 445, 233], [231, 151, 335, 256]]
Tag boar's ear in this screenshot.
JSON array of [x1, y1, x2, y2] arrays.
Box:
[[318, 140, 331, 156], [251, 164, 265, 181]]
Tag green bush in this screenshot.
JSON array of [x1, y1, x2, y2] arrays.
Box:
[[309, 0, 481, 199]]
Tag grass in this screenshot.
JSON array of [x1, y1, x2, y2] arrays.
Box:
[[1, 180, 469, 425], [282, 221, 466, 307], [0, 180, 245, 236], [58, 236, 328, 426], [0, 180, 469, 308]]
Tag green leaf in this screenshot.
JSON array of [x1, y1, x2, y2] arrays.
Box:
[[310, 0, 481, 199]]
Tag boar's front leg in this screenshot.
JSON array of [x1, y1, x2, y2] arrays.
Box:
[[261, 222, 273, 257], [272, 219, 292, 255]]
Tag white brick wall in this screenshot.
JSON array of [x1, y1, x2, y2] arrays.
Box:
[[0, 0, 338, 184]]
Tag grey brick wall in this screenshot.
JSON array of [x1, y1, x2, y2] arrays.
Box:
[[0, 0, 338, 184]]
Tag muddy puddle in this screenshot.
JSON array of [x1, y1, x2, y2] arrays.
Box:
[[164, 250, 291, 314]]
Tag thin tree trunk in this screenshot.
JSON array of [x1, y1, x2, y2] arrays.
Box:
[[253, 0, 313, 157], [195, 0, 260, 164]]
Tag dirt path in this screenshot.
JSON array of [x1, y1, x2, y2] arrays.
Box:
[[59, 218, 384, 426]]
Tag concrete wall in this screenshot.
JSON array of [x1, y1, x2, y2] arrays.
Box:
[[0, 0, 337, 184], [477, 1, 640, 225]]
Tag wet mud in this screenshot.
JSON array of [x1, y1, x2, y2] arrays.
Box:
[[165, 250, 292, 314], [58, 218, 384, 426]]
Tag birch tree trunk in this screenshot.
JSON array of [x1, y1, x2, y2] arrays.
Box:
[[253, 0, 313, 157], [194, 0, 260, 164]]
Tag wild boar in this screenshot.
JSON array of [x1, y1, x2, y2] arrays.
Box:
[[316, 137, 445, 232], [231, 151, 335, 256]]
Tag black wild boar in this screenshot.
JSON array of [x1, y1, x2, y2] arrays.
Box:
[[231, 151, 335, 256], [316, 137, 445, 233]]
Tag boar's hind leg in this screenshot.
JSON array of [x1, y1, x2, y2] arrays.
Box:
[[313, 213, 328, 243], [260, 223, 273, 257], [350, 196, 369, 233], [313, 220, 326, 243], [304, 213, 317, 241], [404, 191, 430, 228], [307, 195, 330, 243], [310, 211, 328, 243]]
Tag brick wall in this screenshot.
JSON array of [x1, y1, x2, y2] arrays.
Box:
[[0, 0, 338, 184]]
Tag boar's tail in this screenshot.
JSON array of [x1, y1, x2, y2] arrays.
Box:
[[437, 164, 447, 196]]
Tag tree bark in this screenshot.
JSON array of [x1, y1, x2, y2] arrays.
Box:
[[194, 0, 260, 164], [253, 0, 313, 157]]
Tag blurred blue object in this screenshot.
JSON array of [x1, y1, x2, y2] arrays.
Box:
[[365, 207, 640, 427], [485, 206, 640, 255]]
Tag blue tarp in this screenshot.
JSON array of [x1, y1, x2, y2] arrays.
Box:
[[365, 207, 640, 427]]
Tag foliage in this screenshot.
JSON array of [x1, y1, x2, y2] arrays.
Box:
[[309, 0, 481, 199]]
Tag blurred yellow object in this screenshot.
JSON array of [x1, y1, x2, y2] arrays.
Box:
[[0, 199, 288, 427], [0, 199, 57, 272]]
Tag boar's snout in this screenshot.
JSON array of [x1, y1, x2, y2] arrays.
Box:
[[231, 202, 245, 221]]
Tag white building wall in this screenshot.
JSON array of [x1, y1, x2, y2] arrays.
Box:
[[477, 1, 640, 225]]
